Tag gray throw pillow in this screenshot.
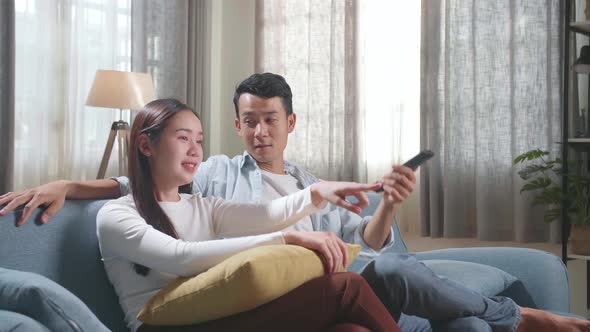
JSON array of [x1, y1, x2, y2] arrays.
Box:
[[0, 268, 109, 332], [422, 260, 518, 297]]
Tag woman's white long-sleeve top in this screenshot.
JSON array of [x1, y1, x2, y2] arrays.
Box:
[[96, 188, 325, 331]]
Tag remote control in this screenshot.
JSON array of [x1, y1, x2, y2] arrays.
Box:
[[375, 150, 434, 192], [402, 149, 434, 171]]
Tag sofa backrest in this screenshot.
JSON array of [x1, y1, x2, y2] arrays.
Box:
[[0, 192, 407, 332], [0, 199, 128, 332]]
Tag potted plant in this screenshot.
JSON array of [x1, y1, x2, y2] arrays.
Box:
[[514, 149, 590, 254]]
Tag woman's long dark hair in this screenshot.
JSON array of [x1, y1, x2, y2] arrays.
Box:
[[128, 98, 199, 276]]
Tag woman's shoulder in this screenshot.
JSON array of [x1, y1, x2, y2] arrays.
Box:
[[180, 192, 215, 206], [103, 194, 136, 208], [180, 192, 225, 211], [97, 195, 139, 219]]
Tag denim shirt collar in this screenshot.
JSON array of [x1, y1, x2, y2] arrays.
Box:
[[239, 150, 255, 169], [239, 150, 308, 190]]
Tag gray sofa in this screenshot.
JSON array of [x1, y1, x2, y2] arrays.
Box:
[[0, 193, 571, 331]]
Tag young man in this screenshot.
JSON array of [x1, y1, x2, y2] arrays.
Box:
[[2, 73, 589, 332]]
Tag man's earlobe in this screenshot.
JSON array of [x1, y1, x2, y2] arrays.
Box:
[[288, 113, 297, 132], [234, 118, 241, 132]]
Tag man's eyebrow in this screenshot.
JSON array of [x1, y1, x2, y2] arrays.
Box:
[[241, 110, 279, 116]]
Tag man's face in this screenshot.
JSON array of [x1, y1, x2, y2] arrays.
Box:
[[234, 93, 296, 165]]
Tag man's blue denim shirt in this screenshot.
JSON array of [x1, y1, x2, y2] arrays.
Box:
[[116, 151, 395, 267]]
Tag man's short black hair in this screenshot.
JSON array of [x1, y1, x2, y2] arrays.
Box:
[[233, 73, 293, 118]]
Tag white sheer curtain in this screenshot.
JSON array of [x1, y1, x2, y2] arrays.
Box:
[[14, 0, 131, 190], [131, 0, 211, 157], [256, 0, 358, 182], [256, 0, 422, 233], [421, 0, 562, 241], [357, 0, 421, 233]]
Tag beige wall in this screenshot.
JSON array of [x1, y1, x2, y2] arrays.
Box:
[[208, 0, 255, 158]]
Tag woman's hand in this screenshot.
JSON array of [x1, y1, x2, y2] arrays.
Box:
[[283, 231, 349, 274], [309, 181, 381, 214]]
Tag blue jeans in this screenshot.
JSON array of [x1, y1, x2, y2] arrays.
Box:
[[359, 253, 521, 332]]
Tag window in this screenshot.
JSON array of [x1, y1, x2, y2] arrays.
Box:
[[358, 0, 421, 181], [14, 0, 131, 189]]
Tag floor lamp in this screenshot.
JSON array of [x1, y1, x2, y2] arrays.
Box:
[[86, 70, 156, 179]]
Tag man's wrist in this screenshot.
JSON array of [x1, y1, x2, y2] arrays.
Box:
[[380, 198, 397, 209], [59, 180, 74, 198]]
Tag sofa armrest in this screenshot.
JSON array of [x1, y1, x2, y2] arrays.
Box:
[[414, 247, 569, 312], [0, 200, 127, 331]]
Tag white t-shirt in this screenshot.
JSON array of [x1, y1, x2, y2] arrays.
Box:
[[96, 188, 324, 331], [261, 170, 313, 232]]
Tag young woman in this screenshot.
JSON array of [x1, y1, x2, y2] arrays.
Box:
[[96, 98, 400, 332]]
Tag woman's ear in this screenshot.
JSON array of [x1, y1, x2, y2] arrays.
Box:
[[138, 133, 153, 157]]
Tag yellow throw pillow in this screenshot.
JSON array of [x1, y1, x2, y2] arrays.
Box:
[[137, 244, 361, 326]]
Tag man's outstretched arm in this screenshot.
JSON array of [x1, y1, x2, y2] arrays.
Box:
[[0, 179, 121, 226]]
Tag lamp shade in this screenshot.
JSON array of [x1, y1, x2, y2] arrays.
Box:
[[86, 70, 156, 110]]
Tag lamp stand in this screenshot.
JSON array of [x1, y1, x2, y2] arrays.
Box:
[[97, 119, 130, 179]]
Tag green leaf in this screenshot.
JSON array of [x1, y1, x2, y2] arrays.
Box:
[[514, 149, 549, 164], [544, 208, 561, 223], [513, 155, 525, 164], [528, 150, 549, 160], [518, 165, 550, 180], [515, 147, 590, 225], [531, 186, 562, 206], [520, 177, 552, 193], [533, 192, 560, 205]]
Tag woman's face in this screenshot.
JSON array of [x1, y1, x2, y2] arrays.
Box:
[[146, 110, 203, 188]]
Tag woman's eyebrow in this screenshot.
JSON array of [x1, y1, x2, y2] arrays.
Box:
[[175, 128, 203, 136]]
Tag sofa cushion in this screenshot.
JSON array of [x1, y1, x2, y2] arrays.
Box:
[[0, 310, 51, 332], [138, 244, 361, 326], [422, 260, 517, 297], [0, 268, 109, 332]]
